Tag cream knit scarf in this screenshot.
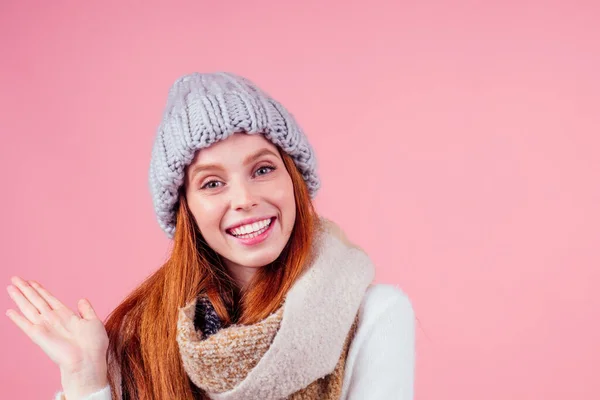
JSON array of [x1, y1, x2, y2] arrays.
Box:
[[176, 219, 375, 400]]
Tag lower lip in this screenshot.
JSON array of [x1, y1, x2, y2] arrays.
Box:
[[228, 218, 276, 246]]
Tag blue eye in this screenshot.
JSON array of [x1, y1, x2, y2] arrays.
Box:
[[201, 180, 223, 190], [255, 165, 276, 176]]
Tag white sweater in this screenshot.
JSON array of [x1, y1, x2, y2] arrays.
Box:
[[54, 283, 414, 400]]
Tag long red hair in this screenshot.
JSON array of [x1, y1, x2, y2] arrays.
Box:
[[103, 148, 317, 399]]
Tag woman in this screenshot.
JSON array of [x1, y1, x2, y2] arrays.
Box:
[[6, 72, 415, 399]]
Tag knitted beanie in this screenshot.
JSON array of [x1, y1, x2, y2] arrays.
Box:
[[148, 72, 320, 239]]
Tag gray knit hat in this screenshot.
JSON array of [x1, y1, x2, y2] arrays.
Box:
[[148, 72, 320, 239]]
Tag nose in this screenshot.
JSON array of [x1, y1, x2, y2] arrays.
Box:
[[230, 180, 258, 211]]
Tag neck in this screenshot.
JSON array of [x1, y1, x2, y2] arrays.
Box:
[[222, 259, 260, 291]]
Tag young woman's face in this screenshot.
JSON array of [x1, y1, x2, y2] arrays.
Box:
[[184, 133, 296, 287]]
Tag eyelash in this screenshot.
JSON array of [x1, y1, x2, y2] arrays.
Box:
[[200, 165, 277, 190]]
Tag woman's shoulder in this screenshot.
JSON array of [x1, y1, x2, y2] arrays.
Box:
[[358, 283, 414, 329]]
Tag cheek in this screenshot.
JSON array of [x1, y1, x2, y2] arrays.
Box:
[[270, 177, 296, 215], [187, 196, 225, 234]]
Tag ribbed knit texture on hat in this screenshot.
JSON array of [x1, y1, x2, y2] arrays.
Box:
[[148, 72, 320, 239]]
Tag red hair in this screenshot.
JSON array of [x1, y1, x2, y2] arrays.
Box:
[[103, 148, 317, 399]]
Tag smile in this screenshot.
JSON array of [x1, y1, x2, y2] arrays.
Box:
[[227, 217, 274, 239]]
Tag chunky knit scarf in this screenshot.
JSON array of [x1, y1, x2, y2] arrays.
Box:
[[176, 219, 375, 400]]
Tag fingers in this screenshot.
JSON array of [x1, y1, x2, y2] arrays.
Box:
[[5, 307, 52, 348], [77, 298, 98, 321], [12, 277, 53, 314], [7, 277, 76, 329], [29, 280, 72, 313], [7, 280, 44, 324], [5, 309, 36, 337]]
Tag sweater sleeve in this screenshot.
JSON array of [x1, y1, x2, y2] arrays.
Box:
[[344, 285, 415, 400], [54, 385, 112, 400]]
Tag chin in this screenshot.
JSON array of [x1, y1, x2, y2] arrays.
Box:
[[231, 249, 283, 268]]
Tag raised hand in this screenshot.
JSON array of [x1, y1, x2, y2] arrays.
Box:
[[6, 276, 109, 398]]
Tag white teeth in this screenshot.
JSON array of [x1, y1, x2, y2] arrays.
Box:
[[232, 223, 270, 239], [230, 218, 272, 237]]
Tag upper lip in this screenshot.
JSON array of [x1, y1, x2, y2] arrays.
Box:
[[225, 216, 274, 232]]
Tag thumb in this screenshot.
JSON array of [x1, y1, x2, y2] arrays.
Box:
[[77, 298, 98, 320]]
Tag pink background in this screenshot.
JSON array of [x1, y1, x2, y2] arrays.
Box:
[[1, 1, 599, 398]]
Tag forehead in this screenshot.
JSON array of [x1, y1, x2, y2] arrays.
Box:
[[188, 132, 279, 167]]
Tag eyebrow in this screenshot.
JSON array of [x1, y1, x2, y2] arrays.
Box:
[[188, 148, 279, 181]]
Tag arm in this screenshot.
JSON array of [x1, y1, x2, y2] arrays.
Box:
[[345, 286, 415, 399]]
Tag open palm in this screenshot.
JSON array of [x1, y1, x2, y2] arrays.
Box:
[[6, 276, 108, 372]]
